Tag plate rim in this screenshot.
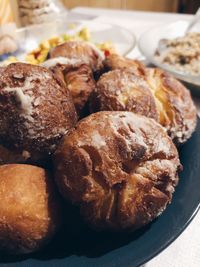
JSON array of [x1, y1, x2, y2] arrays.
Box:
[[137, 204, 200, 267]]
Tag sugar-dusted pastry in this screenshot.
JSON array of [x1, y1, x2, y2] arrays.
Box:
[[0, 62, 77, 164], [90, 69, 159, 121], [90, 68, 197, 144], [54, 111, 181, 231]]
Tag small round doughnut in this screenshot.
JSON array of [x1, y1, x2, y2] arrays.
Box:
[[54, 111, 181, 231], [0, 62, 77, 164], [0, 164, 62, 254]]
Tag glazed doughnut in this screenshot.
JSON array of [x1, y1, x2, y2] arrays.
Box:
[[90, 69, 159, 121], [0, 164, 62, 254], [49, 41, 104, 74], [104, 53, 146, 76], [54, 111, 181, 231], [0, 62, 77, 164]]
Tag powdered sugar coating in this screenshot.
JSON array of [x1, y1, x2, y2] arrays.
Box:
[[90, 69, 158, 121], [54, 111, 181, 231], [0, 63, 77, 163]]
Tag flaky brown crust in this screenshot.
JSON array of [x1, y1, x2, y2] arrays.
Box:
[[51, 63, 96, 115], [0, 63, 77, 163], [104, 53, 146, 75], [0, 164, 62, 254], [50, 41, 104, 73], [145, 68, 197, 144], [54, 111, 181, 231], [90, 69, 159, 121]]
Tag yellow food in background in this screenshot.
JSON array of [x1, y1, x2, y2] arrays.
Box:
[[26, 27, 94, 64], [4, 27, 116, 65]]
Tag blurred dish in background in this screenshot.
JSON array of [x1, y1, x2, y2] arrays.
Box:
[[155, 32, 200, 76], [139, 20, 200, 90], [0, 0, 18, 57], [17, 0, 67, 26], [1, 20, 136, 64]]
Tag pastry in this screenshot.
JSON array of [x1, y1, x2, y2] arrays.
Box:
[[90, 68, 197, 144], [90, 69, 159, 121], [54, 111, 181, 231], [43, 58, 96, 115], [49, 41, 104, 74], [145, 68, 197, 144], [0, 62, 77, 164], [0, 164, 62, 254]]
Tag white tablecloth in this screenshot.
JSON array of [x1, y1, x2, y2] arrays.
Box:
[[71, 7, 200, 267]]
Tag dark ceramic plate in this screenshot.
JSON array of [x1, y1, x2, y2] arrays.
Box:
[[1, 120, 200, 267]]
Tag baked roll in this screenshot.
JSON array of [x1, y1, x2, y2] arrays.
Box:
[[0, 164, 62, 254], [104, 53, 145, 76], [54, 111, 181, 231], [90, 69, 159, 121], [90, 68, 197, 144], [49, 41, 104, 74], [43, 58, 96, 115], [0, 62, 77, 164], [145, 68, 197, 144]]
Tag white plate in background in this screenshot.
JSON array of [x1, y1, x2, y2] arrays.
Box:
[[138, 20, 200, 91]]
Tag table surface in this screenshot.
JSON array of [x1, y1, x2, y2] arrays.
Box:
[[71, 7, 200, 267]]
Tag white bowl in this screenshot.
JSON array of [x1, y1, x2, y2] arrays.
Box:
[[138, 20, 200, 90]]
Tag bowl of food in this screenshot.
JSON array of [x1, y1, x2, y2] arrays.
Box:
[[138, 20, 200, 91], [0, 19, 136, 65]]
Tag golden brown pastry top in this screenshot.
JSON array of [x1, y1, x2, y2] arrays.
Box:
[[90, 69, 159, 121], [54, 111, 181, 231], [50, 41, 104, 73], [0, 62, 77, 163], [145, 68, 197, 144], [50, 62, 96, 116]]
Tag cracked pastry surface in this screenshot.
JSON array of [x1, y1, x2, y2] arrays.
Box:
[[90, 69, 159, 121], [90, 66, 197, 144], [0, 62, 77, 164], [145, 68, 197, 144], [54, 111, 181, 231], [48, 60, 96, 115]]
